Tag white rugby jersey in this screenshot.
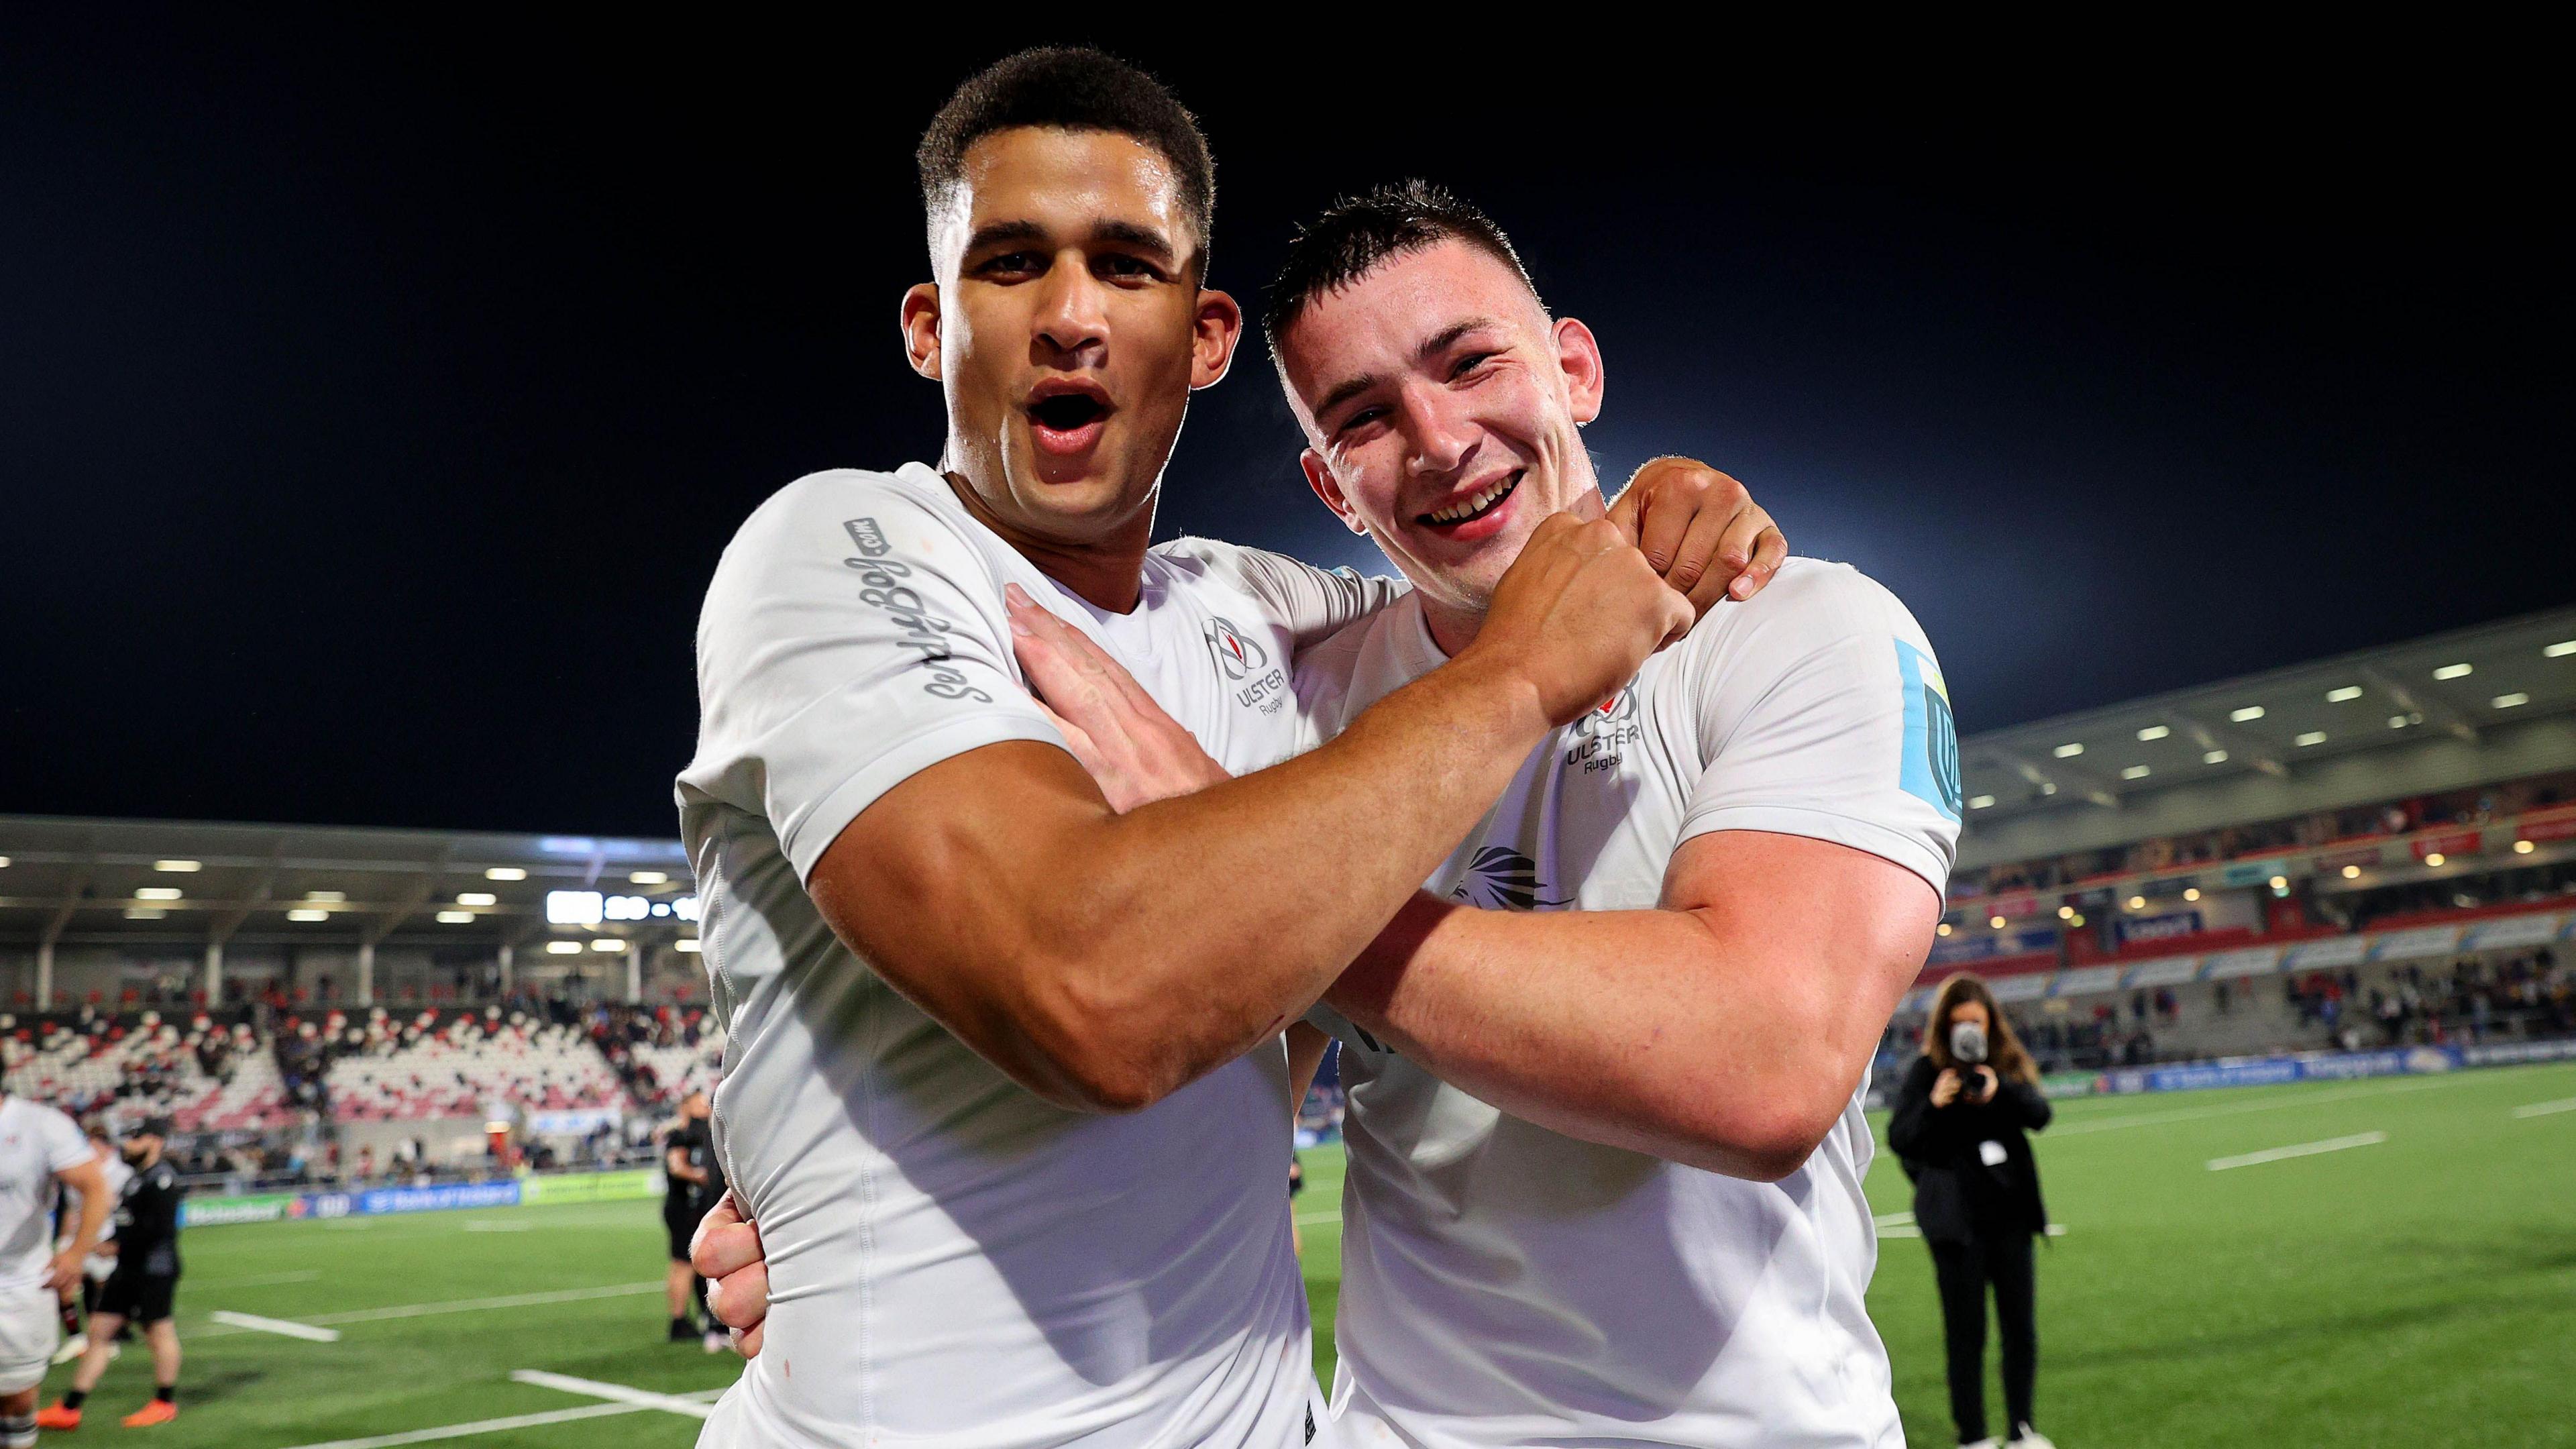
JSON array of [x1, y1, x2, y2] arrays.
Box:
[[1294, 559, 1961, 1449], [676, 463, 1396, 1449], [0, 1097, 92, 1294]]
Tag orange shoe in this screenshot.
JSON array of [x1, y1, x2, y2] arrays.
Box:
[[32, 1401, 80, 1430], [121, 1400, 178, 1428]]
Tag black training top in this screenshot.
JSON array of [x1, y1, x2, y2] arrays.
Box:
[[665, 1119, 713, 1212], [115, 1159, 185, 1275]]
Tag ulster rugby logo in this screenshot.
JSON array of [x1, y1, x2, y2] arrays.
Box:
[[1203, 617, 1269, 682], [1568, 688, 1637, 739], [1454, 845, 1572, 911]]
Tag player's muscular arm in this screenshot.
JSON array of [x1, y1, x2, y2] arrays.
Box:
[[807, 514, 1690, 1115], [1329, 833, 1939, 1181]]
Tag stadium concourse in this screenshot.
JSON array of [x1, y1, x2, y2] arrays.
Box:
[[0, 608, 2571, 1445]]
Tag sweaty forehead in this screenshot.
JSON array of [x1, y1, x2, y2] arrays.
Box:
[[1283, 241, 1548, 413], [934, 127, 1193, 264]]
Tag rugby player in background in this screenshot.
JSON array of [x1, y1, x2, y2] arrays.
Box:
[[39, 1119, 180, 1430], [0, 1091, 110, 1449], [661, 1090, 717, 1346], [673, 47, 1778, 1448], [704, 183, 1962, 1448], [49, 1121, 131, 1367]]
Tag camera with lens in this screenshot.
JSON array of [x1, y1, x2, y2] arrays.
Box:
[[1949, 1021, 1994, 1102]]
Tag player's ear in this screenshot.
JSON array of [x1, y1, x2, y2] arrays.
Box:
[[901, 283, 943, 381], [1552, 316, 1605, 425], [1301, 450, 1368, 536], [1189, 286, 1243, 391]]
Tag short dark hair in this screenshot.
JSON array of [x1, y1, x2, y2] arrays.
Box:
[[1263, 180, 1539, 356], [918, 48, 1216, 270]]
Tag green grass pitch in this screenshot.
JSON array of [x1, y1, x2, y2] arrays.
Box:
[[84, 1061, 2576, 1446]]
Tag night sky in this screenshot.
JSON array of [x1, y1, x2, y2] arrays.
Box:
[[6, 13, 2566, 838]]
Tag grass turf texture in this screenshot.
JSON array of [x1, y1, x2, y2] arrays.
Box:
[[91, 1061, 2575, 1446]]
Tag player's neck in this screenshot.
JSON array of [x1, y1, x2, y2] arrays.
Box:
[[1417, 486, 1609, 659], [941, 470, 1154, 614]]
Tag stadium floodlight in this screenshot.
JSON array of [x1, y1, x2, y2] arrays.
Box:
[[2390, 714, 2410, 729], [631, 870, 669, 885], [435, 910, 473, 924], [604, 894, 651, 921], [2547, 640, 2576, 659], [2183, 888, 2201, 901], [136, 887, 183, 901], [2127, 896, 2147, 910], [2136, 725, 2171, 741], [2268, 875, 2290, 891], [2203, 749, 2229, 764], [2296, 731, 2328, 747], [2516, 839, 2537, 854], [676, 937, 702, 953], [2491, 692, 2530, 708], [0, 856, 10, 868], [1988, 915, 2007, 929], [2343, 865, 2363, 879], [2052, 742, 2084, 757], [2057, 904, 2075, 920], [485, 866, 529, 881], [547, 890, 604, 925], [2326, 685, 2364, 702], [546, 940, 582, 955], [1935, 922, 1952, 937], [153, 859, 202, 873], [2121, 765, 2151, 780], [2431, 662, 2473, 680], [456, 892, 497, 906], [2424, 853, 2447, 867], [287, 908, 329, 922], [1968, 794, 1996, 810], [590, 938, 627, 952], [2229, 705, 2265, 722]]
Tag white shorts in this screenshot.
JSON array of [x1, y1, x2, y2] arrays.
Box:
[[0, 1285, 60, 1395]]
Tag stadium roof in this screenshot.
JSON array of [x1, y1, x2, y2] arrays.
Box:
[[1957, 604, 2576, 869], [0, 816, 689, 953]]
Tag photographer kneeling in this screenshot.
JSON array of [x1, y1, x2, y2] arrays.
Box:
[[1888, 974, 2055, 1449]]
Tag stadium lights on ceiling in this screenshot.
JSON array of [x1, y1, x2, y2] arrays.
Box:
[[2269, 875, 2290, 893], [1968, 794, 1996, 809], [153, 859, 201, 872], [2202, 749, 2229, 764], [1935, 922, 1952, 936], [630, 871, 669, 885], [676, 937, 702, 953], [547, 890, 604, 925], [546, 941, 581, 955], [435, 910, 473, 924], [2326, 685, 2364, 702], [1988, 915, 2007, 929], [2136, 724, 2171, 741], [2491, 692, 2530, 708], [2052, 743, 2084, 757], [124, 907, 165, 920], [2057, 904, 2075, 920], [2517, 840, 2538, 854], [287, 908, 329, 922], [2068, 912, 2086, 927], [0, 856, 11, 868], [305, 890, 345, 902], [2127, 896, 2147, 910], [2390, 714, 2410, 729], [2121, 765, 2151, 780], [485, 866, 528, 881], [136, 887, 182, 901], [2547, 640, 2576, 659], [590, 938, 627, 952], [2431, 662, 2473, 680], [2343, 864, 2362, 878], [2425, 853, 2447, 867], [2296, 731, 2328, 747], [456, 892, 496, 906], [2183, 888, 2201, 901], [2229, 705, 2265, 722]]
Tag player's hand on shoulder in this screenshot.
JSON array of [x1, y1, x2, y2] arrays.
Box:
[[1004, 584, 1234, 812], [1463, 512, 1693, 727], [690, 1189, 769, 1356], [1607, 458, 1787, 618]]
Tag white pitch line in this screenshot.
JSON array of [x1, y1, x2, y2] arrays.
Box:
[[196, 1281, 664, 1337], [2208, 1130, 2387, 1172], [1872, 1211, 1916, 1228], [1293, 1209, 1342, 1226], [278, 1387, 726, 1449], [2512, 1097, 2576, 1119], [209, 1309, 341, 1342], [510, 1369, 718, 1418]]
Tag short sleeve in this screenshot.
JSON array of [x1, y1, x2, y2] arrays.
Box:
[[1159, 538, 1407, 653], [678, 470, 1066, 882], [1674, 561, 1962, 898], [40, 1107, 91, 1175]]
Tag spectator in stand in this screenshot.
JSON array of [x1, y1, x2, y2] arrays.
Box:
[[1889, 975, 2057, 1449]]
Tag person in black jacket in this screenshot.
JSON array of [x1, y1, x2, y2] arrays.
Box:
[[1887, 974, 2055, 1449]]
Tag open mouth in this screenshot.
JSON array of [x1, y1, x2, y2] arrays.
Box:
[[1026, 382, 1115, 456], [1417, 470, 1523, 529]]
